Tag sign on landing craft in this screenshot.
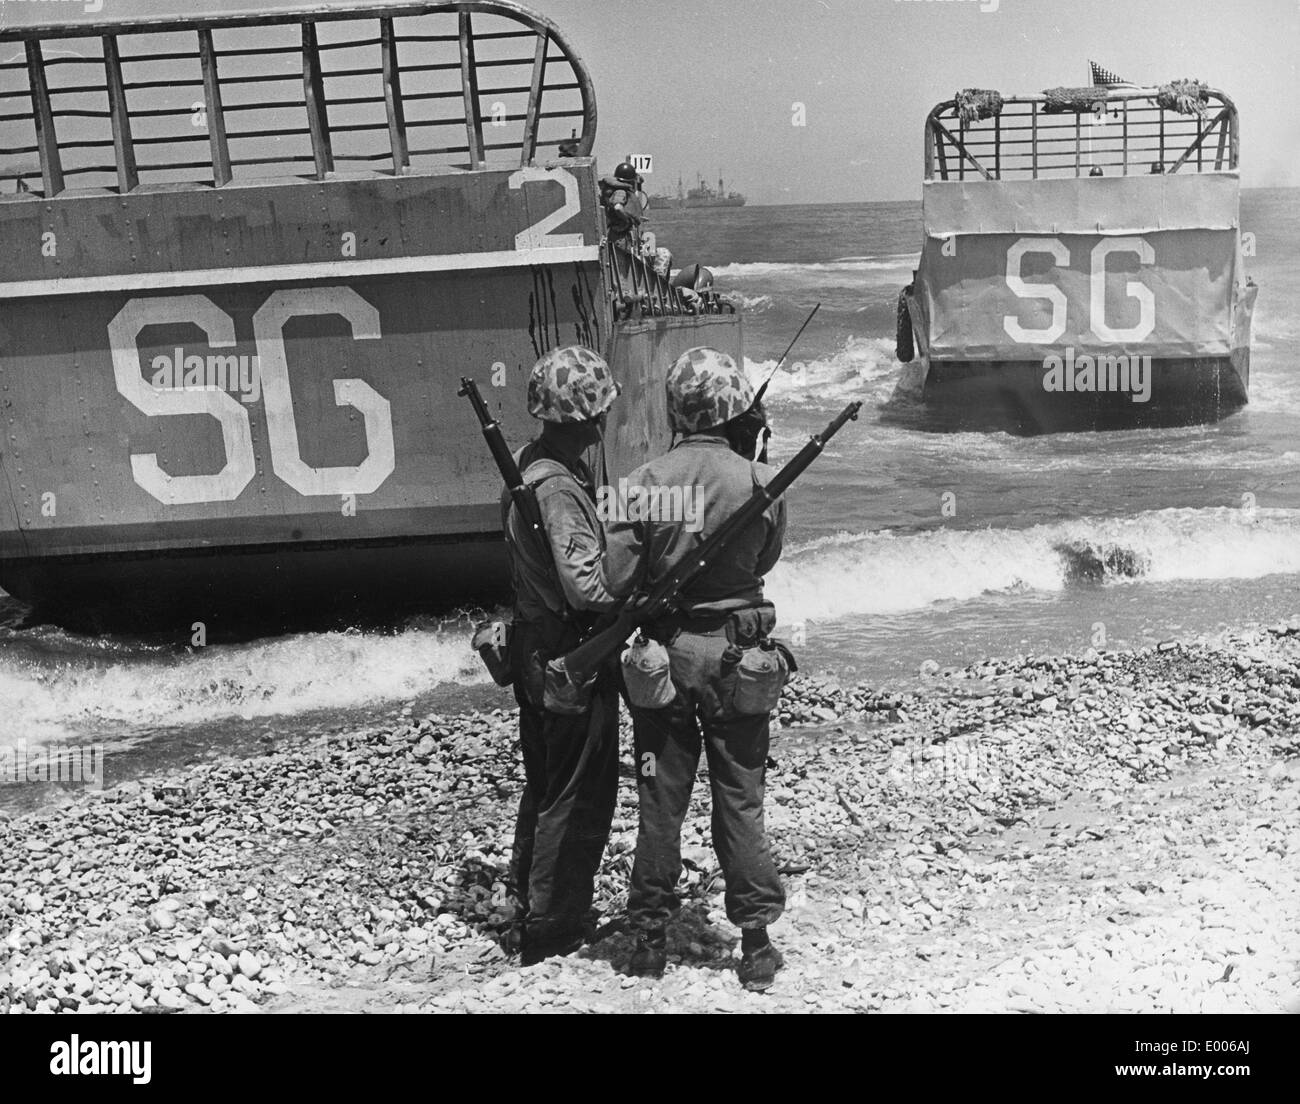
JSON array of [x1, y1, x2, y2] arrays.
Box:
[[111, 287, 395, 506]]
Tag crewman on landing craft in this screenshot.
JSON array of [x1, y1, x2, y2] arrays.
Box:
[[600, 160, 648, 243]]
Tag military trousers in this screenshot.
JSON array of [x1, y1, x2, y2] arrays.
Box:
[[509, 620, 620, 949], [627, 629, 786, 933]]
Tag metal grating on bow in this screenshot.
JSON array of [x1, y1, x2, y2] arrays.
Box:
[[0, 1, 597, 196], [925, 86, 1238, 181]]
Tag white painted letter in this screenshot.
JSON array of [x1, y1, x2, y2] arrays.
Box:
[[1003, 238, 1069, 344], [1090, 237, 1155, 342], [252, 287, 394, 497], [109, 297, 255, 505]]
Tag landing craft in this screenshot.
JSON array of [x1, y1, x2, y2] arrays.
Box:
[[894, 82, 1257, 434], [0, 1, 741, 626]]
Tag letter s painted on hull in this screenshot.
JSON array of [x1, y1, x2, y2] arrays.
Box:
[[1003, 238, 1070, 344], [110, 288, 394, 505], [110, 296, 256, 506]]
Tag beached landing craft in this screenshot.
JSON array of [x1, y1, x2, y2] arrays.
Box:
[[894, 83, 1257, 434], [0, 1, 740, 626]]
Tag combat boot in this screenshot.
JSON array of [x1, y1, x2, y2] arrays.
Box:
[[519, 923, 584, 967], [627, 930, 667, 978], [738, 942, 784, 992]]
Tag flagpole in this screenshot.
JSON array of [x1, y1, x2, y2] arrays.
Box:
[[1087, 63, 1095, 168]]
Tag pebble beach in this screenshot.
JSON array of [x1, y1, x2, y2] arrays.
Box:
[[2, 623, 1298, 1015]]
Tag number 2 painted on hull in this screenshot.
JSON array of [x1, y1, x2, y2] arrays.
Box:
[[110, 288, 394, 505], [509, 167, 583, 249]]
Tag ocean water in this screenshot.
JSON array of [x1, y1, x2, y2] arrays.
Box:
[[3, 191, 1298, 754]]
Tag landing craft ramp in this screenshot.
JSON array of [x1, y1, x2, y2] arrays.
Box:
[[896, 86, 1256, 434], [0, 2, 740, 623]]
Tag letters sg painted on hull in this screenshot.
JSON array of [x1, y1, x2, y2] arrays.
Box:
[[0, 165, 608, 557]]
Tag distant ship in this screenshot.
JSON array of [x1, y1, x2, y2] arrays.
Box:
[[650, 173, 746, 209]]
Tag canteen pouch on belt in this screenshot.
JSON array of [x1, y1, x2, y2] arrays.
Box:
[[543, 658, 597, 715], [622, 634, 677, 710], [732, 638, 793, 716], [471, 619, 515, 687]]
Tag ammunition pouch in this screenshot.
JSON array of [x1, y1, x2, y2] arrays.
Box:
[[542, 658, 598, 716], [644, 600, 778, 648], [471, 617, 516, 687], [723, 602, 777, 648]]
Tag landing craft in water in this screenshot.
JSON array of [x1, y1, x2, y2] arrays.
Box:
[[893, 81, 1257, 434], [0, 1, 742, 627]]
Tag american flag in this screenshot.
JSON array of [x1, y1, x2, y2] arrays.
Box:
[[1090, 61, 1138, 88]]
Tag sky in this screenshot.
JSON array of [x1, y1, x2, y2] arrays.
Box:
[[0, 0, 1296, 203]]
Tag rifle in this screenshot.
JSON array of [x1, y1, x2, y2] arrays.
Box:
[[458, 376, 555, 576], [553, 398, 863, 687]]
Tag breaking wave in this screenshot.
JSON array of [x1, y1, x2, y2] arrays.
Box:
[[768, 507, 1300, 622], [744, 335, 899, 403], [712, 255, 917, 279], [7, 506, 1300, 745], [711, 256, 918, 287], [0, 625, 486, 747]]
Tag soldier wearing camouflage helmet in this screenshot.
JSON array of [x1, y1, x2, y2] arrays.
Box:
[[503, 344, 621, 965], [603, 346, 789, 991], [600, 160, 647, 241]]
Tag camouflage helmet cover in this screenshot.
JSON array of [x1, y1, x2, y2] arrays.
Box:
[[665, 347, 755, 433], [527, 345, 620, 423]]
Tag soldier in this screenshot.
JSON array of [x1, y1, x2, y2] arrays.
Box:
[[599, 160, 647, 242], [603, 348, 789, 991], [504, 345, 622, 966]]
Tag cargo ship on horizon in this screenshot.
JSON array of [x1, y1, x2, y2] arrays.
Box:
[[649, 173, 746, 209]]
